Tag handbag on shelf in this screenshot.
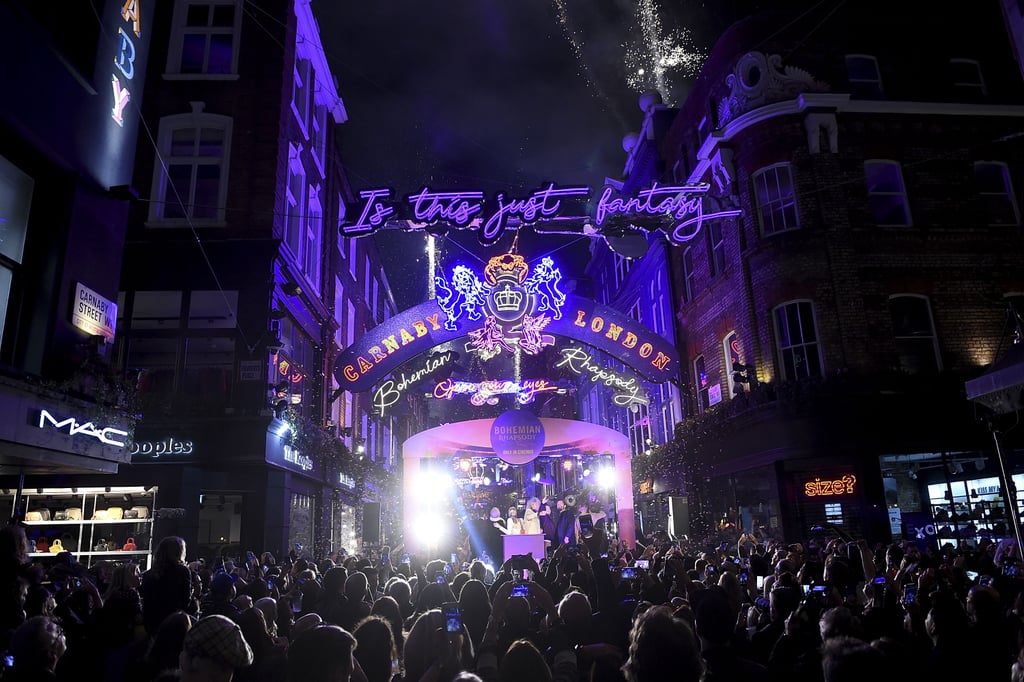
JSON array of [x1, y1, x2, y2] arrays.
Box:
[[66, 508, 82, 521], [54, 510, 67, 521], [92, 509, 110, 521], [49, 539, 64, 553], [130, 506, 149, 519], [36, 537, 49, 552], [93, 539, 111, 552], [106, 507, 124, 520], [123, 509, 139, 520], [25, 511, 43, 522], [29, 508, 51, 522], [123, 537, 136, 551]]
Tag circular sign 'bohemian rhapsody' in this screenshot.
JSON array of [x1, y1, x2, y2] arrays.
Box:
[[490, 409, 545, 465]]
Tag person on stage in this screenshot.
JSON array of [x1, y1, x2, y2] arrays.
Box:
[[505, 507, 523, 535], [539, 496, 557, 545], [555, 498, 576, 546], [523, 497, 542, 535]]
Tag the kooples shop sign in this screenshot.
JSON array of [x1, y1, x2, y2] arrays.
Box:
[[342, 183, 742, 246], [36, 409, 128, 448], [129, 437, 194, 459]]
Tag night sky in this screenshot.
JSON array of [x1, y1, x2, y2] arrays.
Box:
[[314, 0, 713, 309]]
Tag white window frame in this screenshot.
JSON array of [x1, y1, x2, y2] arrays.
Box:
[[888, 294, 943, 374], [950, 58, 987, 96], [310, 104, 327, 175], [752, 163, 800, 236], [723, 331, 739, 397], [304, 184, 323, 294], [682, 247, 696, 304], [284, 145, 305, 258], [864, 160, 912, 226], [694, 354, 709, 414], [975, 161, 1020, 226], [165, 0, 242, 79], [292, 58, 312, 137], [148, 108, 232, 225], [707, 220, 726, 277], [845, 54, 883, 97], [773, 300, 824, 381]]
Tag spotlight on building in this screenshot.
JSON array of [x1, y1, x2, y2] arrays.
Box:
[[562, 458, 574, 471], [412, 514, 447, 547], [597, 467, 616, 489]]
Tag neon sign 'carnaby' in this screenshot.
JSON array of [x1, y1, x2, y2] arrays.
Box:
[[555, 348, 649, 408], [343, 182, 742, 245], [111, 0, 142, 126], [436, 254, 563, 360], [433, 378, 561, 406], [37, 409, 128, 448]]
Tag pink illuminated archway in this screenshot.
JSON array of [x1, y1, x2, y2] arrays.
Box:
[[402, 418, 633, 554]]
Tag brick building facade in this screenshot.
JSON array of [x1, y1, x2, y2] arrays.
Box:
[[640, 1, 1024, 544]]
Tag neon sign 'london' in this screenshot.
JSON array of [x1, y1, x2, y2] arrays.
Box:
[[343, 182, 741, 245], [804, 475, 857, 497], [37, 409, 128, 448]]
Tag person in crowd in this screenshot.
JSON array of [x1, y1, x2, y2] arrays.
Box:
[[202, 572, 243, 619], [457, 579, 492, 651], [497, 639, 551, 682], [126, 610, 193, 682], [820, 636, 886, 682], [353, 615, 397, 682], [404, 609, 474, 682], [140, 536, 195, 636], [103, 561, 142, 603], [695, 589, 766, 680], [371, 595, 406, 661], [620, 605, 703, 682], [179, 614, 254, 682], [287, 624, 360, 682], [4, 615, 66, 682], [235, 606, 288, 682]]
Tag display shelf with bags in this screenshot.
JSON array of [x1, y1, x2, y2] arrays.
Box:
[[1, 486, 157, 570]]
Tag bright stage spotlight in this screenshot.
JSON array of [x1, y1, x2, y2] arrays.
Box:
[[597, 467, 616, 489], [412, 514, 447, 548]]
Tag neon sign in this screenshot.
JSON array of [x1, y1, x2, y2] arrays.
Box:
[[433, 378, 561, 406], [437, 254, 563, 360], [555, 348, 649, 408], [129, 437, 193, 457], [343, 182, 742, 245], [284, 444, 314, 472], [111, 0, 142, 127], [37, 409, 128, 448], [803, 475, 857, 497], [372, 351, 455, 416]]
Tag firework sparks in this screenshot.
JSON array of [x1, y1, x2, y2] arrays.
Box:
[[625, 0, 704, 104]]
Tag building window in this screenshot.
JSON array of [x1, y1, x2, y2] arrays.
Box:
[[864, 160, 911, 226], [149, 110, 231, 223], [188, 290, 238, 328], [304, 186, 323, 293], [723, 331, 742, 397], [889, 294, 942, 374], [167, 1, 241, 76], [0, 156, 32, 345], [950, 59, 986, 97], [694, 354, 710, 414], [773, 300, 823, 380], [707, 221, 726, 277], [845, 54, 883, 98], [311, 105, 327, 174], [753, 164, 799, 236], [682, 247, 696, 303], [975, 162, 1019, 226], [285, 147, 305, 258], [292, 58, 313, 135]]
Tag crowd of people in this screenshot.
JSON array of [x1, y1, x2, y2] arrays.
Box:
[[2, 517, 1024, 681]]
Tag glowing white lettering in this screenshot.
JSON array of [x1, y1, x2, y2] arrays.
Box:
[[38, 409, 128, 448]]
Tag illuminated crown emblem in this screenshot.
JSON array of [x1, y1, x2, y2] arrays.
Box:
[[484, 254, 528, 285], [493, 283, 523, 312]]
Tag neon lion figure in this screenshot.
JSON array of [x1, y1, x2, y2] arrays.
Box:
[[524, 257, 565, 320], [435, 266, 487, 331]]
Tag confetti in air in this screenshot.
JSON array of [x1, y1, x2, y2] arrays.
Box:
[[624, 0, 704, 104]]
